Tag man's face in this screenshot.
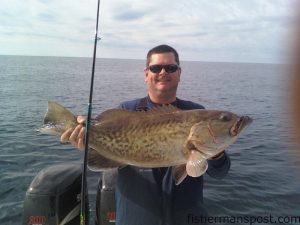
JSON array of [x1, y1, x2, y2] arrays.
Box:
[[144, 52, 181, 97]]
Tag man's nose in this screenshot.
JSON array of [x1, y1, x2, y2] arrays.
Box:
[[159, 68, 167, 75]]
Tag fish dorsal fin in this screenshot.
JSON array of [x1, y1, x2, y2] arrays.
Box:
[[96, 105, 181, 122], [147, 104, 181, 114], [96, 109, 135, 122]]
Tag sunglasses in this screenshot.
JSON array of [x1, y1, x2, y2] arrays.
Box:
[[147, 64, 180, 73]]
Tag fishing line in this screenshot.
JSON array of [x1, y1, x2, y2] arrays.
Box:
[[81, 0, 101, 224]]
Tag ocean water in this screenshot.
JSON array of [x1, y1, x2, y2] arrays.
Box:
[[0, 56, 299, 225]]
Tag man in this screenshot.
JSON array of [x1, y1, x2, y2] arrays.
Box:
[[61, 44, 230, 225]]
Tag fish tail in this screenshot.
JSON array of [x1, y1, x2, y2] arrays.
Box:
[[41, 101, 77, 135]]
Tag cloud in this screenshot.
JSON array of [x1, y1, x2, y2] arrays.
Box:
[[37, 13, 57, 23], [107, 2, 147, 21], [0, 0, 296, 63]]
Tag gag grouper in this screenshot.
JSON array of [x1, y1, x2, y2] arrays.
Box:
[[40, 101, 252, 184]]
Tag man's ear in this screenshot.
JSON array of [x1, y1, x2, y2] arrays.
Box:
[[144, 68, 148, 82], [178, 67, 181, 81]]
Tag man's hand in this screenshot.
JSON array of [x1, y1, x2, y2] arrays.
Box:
[[61, 116, 86, 151]]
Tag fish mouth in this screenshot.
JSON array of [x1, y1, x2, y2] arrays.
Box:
[[230, 116, 252, 136]]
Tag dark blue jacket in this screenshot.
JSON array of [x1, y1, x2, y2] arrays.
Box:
[[115, 96, 231, 225]]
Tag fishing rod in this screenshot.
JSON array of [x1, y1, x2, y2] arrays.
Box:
[[81, 0, 101, 224]]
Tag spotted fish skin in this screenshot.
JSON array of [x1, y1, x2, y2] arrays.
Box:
[[41, 101, 252, 182], [88, 109, 192, 167]]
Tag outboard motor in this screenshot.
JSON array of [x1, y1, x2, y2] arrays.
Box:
[[22, 163, 89, 225], [95, 169, 117, 225]]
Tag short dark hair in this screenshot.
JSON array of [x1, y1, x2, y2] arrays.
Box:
[[146, 44, 180, 66]]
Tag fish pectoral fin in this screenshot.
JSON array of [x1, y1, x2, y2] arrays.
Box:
[[172, 165, 187, 185], [186, 150, 208, 177], [87, 148, 124, 171]]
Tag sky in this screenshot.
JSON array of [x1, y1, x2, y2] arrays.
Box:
[[0, 0, 297, 63]]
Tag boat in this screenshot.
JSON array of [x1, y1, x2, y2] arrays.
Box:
[[22, 163, 117, 225]]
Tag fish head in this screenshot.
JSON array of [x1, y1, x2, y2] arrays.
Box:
[[183, 110, 252, 180], [189, 111, 253, 157]]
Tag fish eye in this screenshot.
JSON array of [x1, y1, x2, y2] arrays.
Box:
[[219, 113, 232, 122]]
